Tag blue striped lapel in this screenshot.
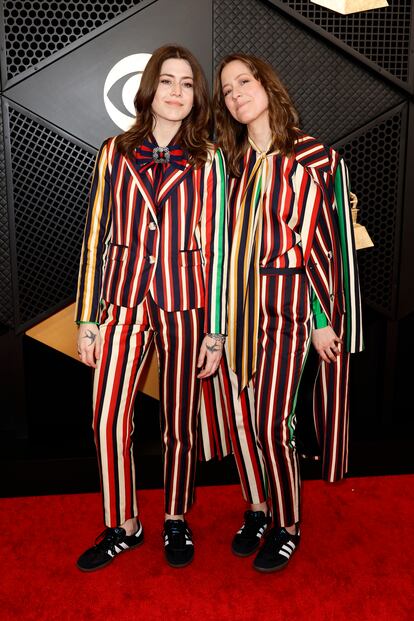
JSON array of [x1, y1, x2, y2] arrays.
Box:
[[124, 156, 158, 223], [156, 163, 193, 209]]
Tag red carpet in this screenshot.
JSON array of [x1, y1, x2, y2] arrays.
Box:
[[1, 475, 413, 621]]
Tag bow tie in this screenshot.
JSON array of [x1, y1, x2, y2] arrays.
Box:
[[134, 141, 188, 172]]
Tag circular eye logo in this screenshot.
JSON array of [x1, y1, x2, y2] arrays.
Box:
[[103, 53, 152, 131]]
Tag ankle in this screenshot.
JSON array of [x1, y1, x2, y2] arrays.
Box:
[[120, 517, 138, 536], [165, 514, 184, 522], [250, 502, 268, 515], [284, 523, 298, 536]]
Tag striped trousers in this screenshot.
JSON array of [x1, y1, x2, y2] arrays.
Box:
[[93, 296, 203, 527], [223, 271, 312, 527]]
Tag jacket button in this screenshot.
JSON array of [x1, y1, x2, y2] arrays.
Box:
[[148, 255, 156, 264], [330, 293, 334, 301], [148, 222, 156, 230], [327, 251, 333, 259]]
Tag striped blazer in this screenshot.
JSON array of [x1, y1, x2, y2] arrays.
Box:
[[200, 134, 363, 480], [294, 134, 363, 353], [76, 137, 228, 335]]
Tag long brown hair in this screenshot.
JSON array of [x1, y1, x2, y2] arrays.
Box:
[[116, 44, 212, 167], [213, 53, 301, 177]]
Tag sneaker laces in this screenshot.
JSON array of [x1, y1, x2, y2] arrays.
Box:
[[94, 527, 123, 554], [262, 527, 294, 553], [165, 520, 189, 548], [239, 511, 267, 539]]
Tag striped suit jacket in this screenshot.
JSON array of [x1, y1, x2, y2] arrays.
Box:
[[76, 137, 228, 335], [200, 134, 363, 481], [295, 135, 363, 353]]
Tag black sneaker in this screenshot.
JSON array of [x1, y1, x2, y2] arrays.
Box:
[[231, 510, 271, 557], [77, 522, 144, 572], [163, 519, 194, 568], [253, 526, 300, 572]]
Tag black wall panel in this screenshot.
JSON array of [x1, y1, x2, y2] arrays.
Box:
[[0, 101, 14, 327], [336, 106, 407, 317], [266, 0, 413, 88], [2, 0, 145, 82], [8, 104, 95, 327]]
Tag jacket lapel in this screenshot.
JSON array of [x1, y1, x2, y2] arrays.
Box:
[[156, 163, 193, 208], [124, 155, 158, 223]]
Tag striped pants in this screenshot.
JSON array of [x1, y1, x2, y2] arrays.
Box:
[[93, 296, 203, 527], [224, 271, 312, 527]]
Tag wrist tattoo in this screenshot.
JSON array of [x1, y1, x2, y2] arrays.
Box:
[[206, 332, 226, 344], [206, 342, 221, 353], [83, 329, 96, 346]]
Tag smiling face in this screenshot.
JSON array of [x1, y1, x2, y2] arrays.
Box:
[[220, 59, 269, 129], [151, 58, 194, 127]]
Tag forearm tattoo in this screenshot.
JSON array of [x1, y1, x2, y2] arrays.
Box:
[[83, 329, 97, 347]]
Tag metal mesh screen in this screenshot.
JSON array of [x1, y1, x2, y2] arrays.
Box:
[[273, 0, 412, 83], [3, 0, 144, 81], [214, 0, 404, 144], [0, 102, 14, 326], [336, 109, 404, 317], [9, 107, 95, 328]]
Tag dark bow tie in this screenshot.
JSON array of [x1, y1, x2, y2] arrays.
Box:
[[134, 141, 188, 172]]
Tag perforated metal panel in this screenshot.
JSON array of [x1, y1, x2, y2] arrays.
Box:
[[3, 0, 144, 81], [336, 109, 405, 316], [272, 0, 412, 83], [0, 102, 14, 326], [8, 107, 95, 328], [214, 0, 404, 144]]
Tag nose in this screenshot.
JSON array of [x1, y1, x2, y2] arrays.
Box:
[[170, 81, 182, 96], [231, 87, 241, 101]]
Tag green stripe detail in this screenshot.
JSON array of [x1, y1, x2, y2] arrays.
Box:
[[213, 149, 226, 332], [334, 165, 352, 349]]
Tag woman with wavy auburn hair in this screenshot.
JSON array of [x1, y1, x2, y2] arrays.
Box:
[[212, 53, 363, 572], [75, 44, 227, 571]]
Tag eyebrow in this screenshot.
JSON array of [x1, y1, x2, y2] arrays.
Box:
[[159, 73, 194, 80], [221, 73, 250, 89]]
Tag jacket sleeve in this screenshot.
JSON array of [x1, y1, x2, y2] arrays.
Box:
[[201, 147, 228, 335], [75, 139, 112, 324], [334, 157, 364, 353]]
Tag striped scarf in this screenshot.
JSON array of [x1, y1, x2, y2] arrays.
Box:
[[228, 137, 273, 394]]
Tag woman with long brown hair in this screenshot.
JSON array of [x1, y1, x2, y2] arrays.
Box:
[[75, 44, 227, 571], [212, 53, 363, 572]]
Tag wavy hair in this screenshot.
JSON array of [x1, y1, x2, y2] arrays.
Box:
[[116, 44, 212, 167], [213, 53, 301, 177]]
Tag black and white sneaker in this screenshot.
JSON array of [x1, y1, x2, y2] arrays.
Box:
[[232, 510, 271, 557], [253, 525, 300, 572], [77, 522, 144, 572], [163, 519, 194, 568]]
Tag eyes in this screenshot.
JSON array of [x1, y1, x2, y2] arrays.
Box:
[[223, 78, 251, 98], [159, 78, 193, 89]]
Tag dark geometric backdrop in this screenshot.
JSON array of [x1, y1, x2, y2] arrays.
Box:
[[1, 0, 413, 490]]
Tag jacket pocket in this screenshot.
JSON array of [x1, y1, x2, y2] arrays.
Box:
[[178, 248, 204, 267], [107, 243, 129, 262]]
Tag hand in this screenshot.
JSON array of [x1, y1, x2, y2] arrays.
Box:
[[311, 326, 342, 363], [197, 334, 224, 379], [77, 324, 101, 368]]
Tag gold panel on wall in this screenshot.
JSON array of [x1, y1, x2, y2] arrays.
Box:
[[25, 304, 160, 400]]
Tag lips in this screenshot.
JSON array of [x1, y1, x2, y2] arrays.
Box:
[[165, 101, 183, 106], [236, 101, 249, 112]]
